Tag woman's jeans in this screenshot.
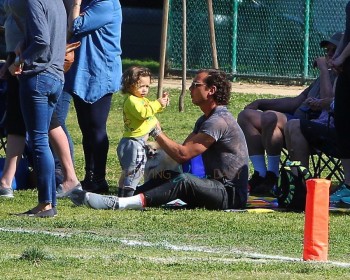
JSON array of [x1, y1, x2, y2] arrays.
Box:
[[19, 71, 64, 206], [54, 91, 73, 156]]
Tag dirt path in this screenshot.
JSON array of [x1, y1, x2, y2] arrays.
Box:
[[156, 78, 307, 96]]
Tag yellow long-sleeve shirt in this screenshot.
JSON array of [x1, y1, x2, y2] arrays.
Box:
[[122, 94, 164, 138]]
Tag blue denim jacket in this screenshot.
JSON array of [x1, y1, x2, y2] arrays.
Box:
[[64, 0, 122, 103]]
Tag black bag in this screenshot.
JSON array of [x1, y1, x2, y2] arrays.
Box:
[[273, 161, 311, 211]]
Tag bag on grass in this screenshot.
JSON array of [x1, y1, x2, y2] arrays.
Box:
[[273, 161, 311, 211]]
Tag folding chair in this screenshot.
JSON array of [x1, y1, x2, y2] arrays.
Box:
[[281, 111, 344, 183], [310, 149, 344, 182], [309, 111, 344, 182], [281, 147, 343, 182]]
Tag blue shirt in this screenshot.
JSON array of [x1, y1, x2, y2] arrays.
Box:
[[64, 0, 122, 103]]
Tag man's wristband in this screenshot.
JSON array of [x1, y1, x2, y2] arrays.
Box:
[[150, 127, 162, 139]]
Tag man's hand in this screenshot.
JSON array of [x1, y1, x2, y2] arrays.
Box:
[[313, 57, 329, 70], [330, 56, 344, 73], [150, 122, 162, 140], [306, 97, 332, 111]]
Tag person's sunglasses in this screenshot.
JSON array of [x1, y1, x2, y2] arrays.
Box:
[[190, 82, 206, 88]]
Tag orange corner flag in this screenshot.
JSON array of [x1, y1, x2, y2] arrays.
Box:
[[303, 178, 331, 261]]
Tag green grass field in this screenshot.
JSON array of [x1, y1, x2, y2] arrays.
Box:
[[1, 87, 350, 279]]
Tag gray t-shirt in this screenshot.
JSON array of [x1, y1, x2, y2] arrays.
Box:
[[21, 0, 66, 79], [193, 106, 249, 204]]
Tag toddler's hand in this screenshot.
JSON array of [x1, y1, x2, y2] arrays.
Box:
[[163, 92, 170, 106], [158, 92, 170, 107]]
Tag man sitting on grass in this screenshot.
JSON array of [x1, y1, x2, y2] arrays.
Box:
[[70, 69, 249, 210]]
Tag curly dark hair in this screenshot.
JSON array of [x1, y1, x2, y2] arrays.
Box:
[[121, 66, 152, 94], [197, 69, 232, 105]]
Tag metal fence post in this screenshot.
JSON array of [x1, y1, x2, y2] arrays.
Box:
[[231, 0, 238, 76], [303, 0, 311, 82]]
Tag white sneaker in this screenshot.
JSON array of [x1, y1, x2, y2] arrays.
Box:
[[85, 193, 119, 210]]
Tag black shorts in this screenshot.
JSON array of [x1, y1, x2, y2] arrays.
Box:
[[6, 60, 26, 136], [300, 119, 340, 157], [4, 52, 60, 136]]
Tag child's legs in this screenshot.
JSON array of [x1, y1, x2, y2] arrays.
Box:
[[117, 138, 146, 197]]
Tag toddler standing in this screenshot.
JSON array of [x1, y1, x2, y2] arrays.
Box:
[[117, 66, 169, 197]]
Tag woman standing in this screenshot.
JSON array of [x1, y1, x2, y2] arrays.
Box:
[[65, 0, 122, 193], [9, 0, 67, 217]]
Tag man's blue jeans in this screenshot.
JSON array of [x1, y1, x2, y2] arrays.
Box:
[[19, 71, 64, 206]]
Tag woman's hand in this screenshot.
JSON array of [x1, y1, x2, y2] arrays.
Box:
[[8, 58, 23, 76]]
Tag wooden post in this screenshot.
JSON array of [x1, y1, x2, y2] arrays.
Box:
[[157, 0, 170, 98], [207, 0, 218, 69]]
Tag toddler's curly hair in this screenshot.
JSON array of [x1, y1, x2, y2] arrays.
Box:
[[121, 66, 152, 94]]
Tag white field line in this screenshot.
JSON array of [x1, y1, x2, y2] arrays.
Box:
[[1, 227, 350, 268]]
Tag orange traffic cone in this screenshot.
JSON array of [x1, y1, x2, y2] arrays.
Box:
[[303, 178, 330, 261]]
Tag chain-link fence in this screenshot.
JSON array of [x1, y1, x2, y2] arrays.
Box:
[[167, 0, 347, 82]]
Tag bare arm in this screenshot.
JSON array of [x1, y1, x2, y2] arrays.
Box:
[[155, 131, 215, 164], [244, 93, 307, 114], [313, 57, 334, 99], [331, 41, 350, 70], [333, 33, 346, 60], [68, 0, 82, 37], [307, 97, 334, 111]]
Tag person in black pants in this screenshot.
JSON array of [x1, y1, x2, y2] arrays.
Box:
[[65, 0, 123, 194]]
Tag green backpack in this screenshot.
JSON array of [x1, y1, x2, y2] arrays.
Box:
[[273, 161, 311, 211]]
